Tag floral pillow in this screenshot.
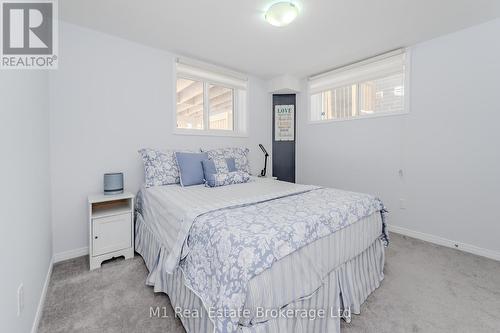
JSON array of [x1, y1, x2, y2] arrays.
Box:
[[203, 147, 251, 174], [205, 170, 251, 188], [138, 148, 180, 187]]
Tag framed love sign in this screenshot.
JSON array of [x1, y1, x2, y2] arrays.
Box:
[[274, 104, 295, 141]]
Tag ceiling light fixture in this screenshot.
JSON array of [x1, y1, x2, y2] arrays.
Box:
[[265, 2, 299, 27]]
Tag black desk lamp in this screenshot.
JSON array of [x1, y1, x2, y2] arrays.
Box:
[[259, 144, 269, 177]]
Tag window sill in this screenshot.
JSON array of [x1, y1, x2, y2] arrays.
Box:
[[173, 128, 248, 138], [308, 110, 409, 124]]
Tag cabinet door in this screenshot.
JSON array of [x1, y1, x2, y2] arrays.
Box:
[[92, 213, 131, 257]]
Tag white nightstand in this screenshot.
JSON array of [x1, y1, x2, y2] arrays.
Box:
[[87, 192, 135, 270]]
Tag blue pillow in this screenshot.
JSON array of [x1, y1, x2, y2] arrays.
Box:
[[175, 152, 208, 186], [201, 159, 217, 180], [225, 158, 237, 172]]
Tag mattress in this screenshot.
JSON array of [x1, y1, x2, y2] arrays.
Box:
[[136, 214, 385, 333], [136, 177, 386, 330]]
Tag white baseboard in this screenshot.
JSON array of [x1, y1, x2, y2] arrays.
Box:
[[53, 246, 88, 263], [388, 224, 500, 261], [30, 247, 89, 332], [31, 258, 53, 333]]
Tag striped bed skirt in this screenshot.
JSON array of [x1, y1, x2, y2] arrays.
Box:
[[135, 213, 385, 333]]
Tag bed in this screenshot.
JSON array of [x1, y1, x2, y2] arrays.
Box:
[[135, 176, 388, 333]]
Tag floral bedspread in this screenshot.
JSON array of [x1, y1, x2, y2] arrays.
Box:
[[179, 187, 387, 333]]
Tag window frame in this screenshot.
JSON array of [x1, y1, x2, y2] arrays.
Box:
[[173, 61, 248, 137], [307, 49, 411, 124]]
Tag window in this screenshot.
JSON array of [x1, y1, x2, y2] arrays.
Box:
[[176, 78, 204, 129], [175, 60, 247, 135], [309, 50, 409, 122], [310, 84, 357, 121], [208, 84, 233, 130]]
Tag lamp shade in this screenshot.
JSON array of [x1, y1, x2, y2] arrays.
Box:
[[265, 2, 299, 27]]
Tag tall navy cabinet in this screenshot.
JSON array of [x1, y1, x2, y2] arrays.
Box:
[[272, 94, 296, 183]]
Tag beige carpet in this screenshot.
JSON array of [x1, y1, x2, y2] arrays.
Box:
[[38, 233, 500, 333]]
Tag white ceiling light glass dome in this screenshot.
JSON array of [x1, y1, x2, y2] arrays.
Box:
[[265, 2, 299, 27]]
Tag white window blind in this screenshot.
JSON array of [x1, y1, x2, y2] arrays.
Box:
[[308, 50, 408, 122], [175, 59, 248, 135], [176, 61, 248, 90]]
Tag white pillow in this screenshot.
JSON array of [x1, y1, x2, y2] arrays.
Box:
[[138, 149, 180, 187], [205, 170, 251, 188], [203, 147, 251, 174]]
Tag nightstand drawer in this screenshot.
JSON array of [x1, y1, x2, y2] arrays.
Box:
[[92, 213, 131, 257]]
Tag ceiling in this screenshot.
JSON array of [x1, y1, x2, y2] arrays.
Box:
[[60, 0, 500, 78]]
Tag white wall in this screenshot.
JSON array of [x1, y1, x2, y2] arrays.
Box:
[[0, 71, 52, 332], [37, 17, 500, 264], [50, 23, 272, 257], [297, 19, 500, 256]]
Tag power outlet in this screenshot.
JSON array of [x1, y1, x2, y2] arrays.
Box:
[[17, 283, 24, 316]]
